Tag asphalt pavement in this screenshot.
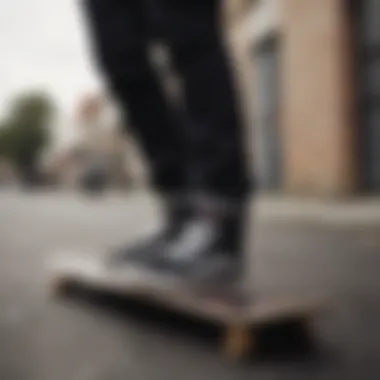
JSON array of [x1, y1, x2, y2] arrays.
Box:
[[0, 189, 380, 380]]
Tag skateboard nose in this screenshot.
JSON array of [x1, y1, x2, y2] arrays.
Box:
[[45, 251, 103, 279]]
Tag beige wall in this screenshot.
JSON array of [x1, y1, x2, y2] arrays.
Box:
[[230, 0, 358, 196], [281, 0, 356, 196]]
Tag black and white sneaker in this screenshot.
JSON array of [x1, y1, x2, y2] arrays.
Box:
[[152, 195, 247, 291], [108, 196, 191, 268]]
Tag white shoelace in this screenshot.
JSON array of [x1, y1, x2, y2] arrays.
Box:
[[166, 219, 217, 262]]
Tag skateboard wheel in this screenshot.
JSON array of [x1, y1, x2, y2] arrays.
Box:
[[223, 324, 253, 361]]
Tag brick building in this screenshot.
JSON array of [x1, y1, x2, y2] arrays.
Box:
[[231, 0, 380, 197]]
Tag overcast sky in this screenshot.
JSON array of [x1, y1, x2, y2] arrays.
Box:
[[0, 0, 101, 119]]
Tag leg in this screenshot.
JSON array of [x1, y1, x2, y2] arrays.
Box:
[[82, 0, 185, 194], [159, 0, 251, 200], [151, 0, 251, 282], [81, 0, 189, 264]]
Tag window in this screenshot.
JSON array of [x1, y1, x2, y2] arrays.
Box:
[[253, 35, 282, 190]]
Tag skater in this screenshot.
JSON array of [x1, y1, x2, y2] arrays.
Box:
[[81, 0, 251, 286]]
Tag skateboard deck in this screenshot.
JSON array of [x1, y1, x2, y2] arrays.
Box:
[[46, 251, 328, 360]]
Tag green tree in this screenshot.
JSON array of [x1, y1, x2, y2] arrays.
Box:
[[0, 92, 55, 180]]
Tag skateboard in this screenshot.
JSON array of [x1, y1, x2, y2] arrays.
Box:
[[46, 251, 328, 360]]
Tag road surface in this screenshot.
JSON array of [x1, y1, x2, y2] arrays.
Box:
[[0, 190, 380, 380]]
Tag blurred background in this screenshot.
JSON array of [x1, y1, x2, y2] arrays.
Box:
[[1, 0, 379, 197], [1, 1, 380, 380]]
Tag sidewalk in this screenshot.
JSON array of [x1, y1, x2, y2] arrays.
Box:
[[256, 194, 380, 225], [3, 187, 380, 225], [115, 190, 380, 226]]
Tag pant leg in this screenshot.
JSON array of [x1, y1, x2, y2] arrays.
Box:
[[81, 0, 186, 194], [157, 0, 251, 201]]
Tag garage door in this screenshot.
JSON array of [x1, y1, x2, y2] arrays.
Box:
[[354, 0, 380, 190], [254, 36, 283, 190]]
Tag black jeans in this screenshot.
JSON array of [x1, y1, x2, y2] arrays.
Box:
[[82, 0, 250, 200]]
